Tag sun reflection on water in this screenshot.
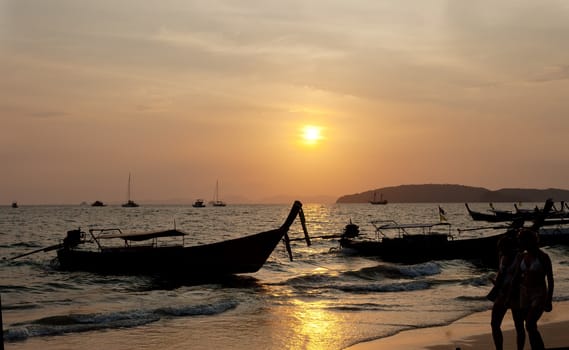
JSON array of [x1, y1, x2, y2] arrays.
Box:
[[287, 299, 346, 350]]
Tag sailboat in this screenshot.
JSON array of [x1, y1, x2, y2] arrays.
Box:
[[212, 180, 227, 207], [122, 173, 139, 207], [370, 191, 388, 205]]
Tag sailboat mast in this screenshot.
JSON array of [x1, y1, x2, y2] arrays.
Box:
[[122, 172, 139, 207], [211, 179, 226, 206], [127, 173, 132, 201], [215, 180, 220, 202]]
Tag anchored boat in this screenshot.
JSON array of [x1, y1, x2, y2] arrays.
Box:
[[340, 200, 565, 266], [12, 201, 311, 277]]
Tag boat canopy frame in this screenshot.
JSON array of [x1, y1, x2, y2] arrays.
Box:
[[88, 228, 187, 250], [370, 220, 453, 240]]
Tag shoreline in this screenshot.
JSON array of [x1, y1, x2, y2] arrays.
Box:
[[345, 301, 569, 350]]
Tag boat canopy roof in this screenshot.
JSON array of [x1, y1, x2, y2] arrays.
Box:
[[96, 229, 187, 241], [377, 222, 451, 230]]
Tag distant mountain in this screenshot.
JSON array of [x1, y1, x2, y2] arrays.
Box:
[[336, 184, 569, 203]]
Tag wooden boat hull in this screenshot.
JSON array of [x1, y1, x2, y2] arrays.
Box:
[[340, 233, 504, 265], [56, 201, 307, 277], [465, 203, 516, 222], [465, 201, 568, 223], [57, 228, 287, 276], [341, 228, 569, 266]]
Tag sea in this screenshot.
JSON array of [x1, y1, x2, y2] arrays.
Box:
[[1, 202, 568, 350]]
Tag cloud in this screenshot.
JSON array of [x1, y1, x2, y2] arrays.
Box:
[[529, 65, 569, 83], [442, 2, 569, 74], [29, 111, 68, 119], [151, 27, 344, 60], [0, 105, 67, 120]]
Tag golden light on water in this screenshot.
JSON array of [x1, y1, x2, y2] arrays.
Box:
[[288, 299, 344, 350]]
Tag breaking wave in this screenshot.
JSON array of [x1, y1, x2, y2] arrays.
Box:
[[343, 261, 441, 280], [335, 280, 431, 293], [4, 299, 238, 342]]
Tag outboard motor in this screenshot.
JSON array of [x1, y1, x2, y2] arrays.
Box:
[[341, 219, 360, 239], [63, 229, 83, 248]]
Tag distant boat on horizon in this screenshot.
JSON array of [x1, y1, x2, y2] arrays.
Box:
[[370, 191, 388, 205], [212, 180, 227, 207], [122, 173, 139, 208], [192, 199, 206, 208], [11, 201, 18, 208], [91, 200, 107, 207]]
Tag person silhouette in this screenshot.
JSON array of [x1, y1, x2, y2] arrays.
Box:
[[490, 231, 524, 350], [516, 228, 554, 350]]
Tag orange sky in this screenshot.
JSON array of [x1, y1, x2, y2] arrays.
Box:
[[1, 1, 569, 204]]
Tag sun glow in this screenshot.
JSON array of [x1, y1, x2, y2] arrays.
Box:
[[301, 125, 323, 145]]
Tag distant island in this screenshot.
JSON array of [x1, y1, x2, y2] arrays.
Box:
[[336, 184, 569, 203]]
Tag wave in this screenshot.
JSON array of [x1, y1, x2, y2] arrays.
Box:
[[554, 295, 569, 302], [0, 302, 40, 311], [335, 280, 431, 293], [326, 302, 402, 312], [8, 241, 43, 248], [281, 279, 431, 294], [156, 300, 238, 317], [2, 258, 53, 271], [460, 274, 493, 287], [4, 299, 238, 342], [0, 284, 35, 293], [284, 273, 338, 286], [394, 262, 441, 277], [344, 261, 441, 280], [455, 295, 489, 302], [279, 261, 440, 294]]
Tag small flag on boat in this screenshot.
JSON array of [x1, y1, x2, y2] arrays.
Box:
[[438, 206, 447, 222]]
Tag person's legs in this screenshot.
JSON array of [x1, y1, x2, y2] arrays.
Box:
[[511, 308, 526, 350], [491, 304, 507, 350], [525, 304, 545, 350]]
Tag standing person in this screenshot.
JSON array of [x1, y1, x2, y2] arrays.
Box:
[[490, 232, 525, 350], [517, 228, 554, 350]]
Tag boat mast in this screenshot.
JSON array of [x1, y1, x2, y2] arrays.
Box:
[[127, 173, 132, 202], [214, 180, 219, 202], [213, 179, 226, 205]]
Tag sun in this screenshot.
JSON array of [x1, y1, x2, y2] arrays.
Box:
[[300, 125, 323, 145]]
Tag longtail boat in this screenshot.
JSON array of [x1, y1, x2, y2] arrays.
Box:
[[466, 201, 569, 223], [465, 203, 517, 222], [11, 201, 311, 277], [341, 200, 565, 266], [340, 220, 504, 265]]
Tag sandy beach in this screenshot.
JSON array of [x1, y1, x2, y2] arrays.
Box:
[[346, 301, 569, 350]]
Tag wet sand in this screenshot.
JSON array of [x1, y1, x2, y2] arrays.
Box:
[[345, 301, 569, 350]]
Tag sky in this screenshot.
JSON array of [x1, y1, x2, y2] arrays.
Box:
[[1, 1, 569, 204]]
